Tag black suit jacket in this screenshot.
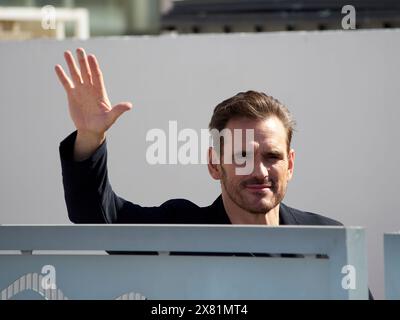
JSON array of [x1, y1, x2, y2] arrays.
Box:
[[59, 131, 342, 226]]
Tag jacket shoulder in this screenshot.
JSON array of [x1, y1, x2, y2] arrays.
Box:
[[161, 198, 200, 211], [160, 197, 229, 224], [284, 204, 343, 226], [159, 198, 204, 223]]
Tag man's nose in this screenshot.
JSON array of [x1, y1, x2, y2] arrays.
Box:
[[252, 159, 269, 179]]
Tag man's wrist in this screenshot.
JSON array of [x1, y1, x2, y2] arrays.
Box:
[[74, 130, 106, 161], [77, 130, 105, 143]]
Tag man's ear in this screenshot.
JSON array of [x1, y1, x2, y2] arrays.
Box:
[[207, 147, 222, 180], [287, 148, 295, 181]]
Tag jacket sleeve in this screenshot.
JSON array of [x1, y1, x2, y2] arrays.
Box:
[[59, 131, 172, 224]]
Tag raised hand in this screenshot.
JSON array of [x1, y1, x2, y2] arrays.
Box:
[[55, 48, 132, 160], [55, 48, 132, 136]]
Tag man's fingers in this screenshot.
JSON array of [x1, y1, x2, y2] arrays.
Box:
[[87, 54, 105, 92], [76, 48, 92, 85], [55, 64, 73, 91], [64, 51, 82, 84]]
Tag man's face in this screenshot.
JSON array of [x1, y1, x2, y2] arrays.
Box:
[[212, 116, 295, 214]]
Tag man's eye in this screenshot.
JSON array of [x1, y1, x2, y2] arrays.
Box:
[[271, 155, 284, 160], [264, 154, 282, 161], [236, 151, 252, 159], [232, 152, 252, 165], [233, 152, 247, 159]]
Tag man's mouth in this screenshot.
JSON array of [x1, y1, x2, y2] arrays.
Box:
[[245, 183, 273, 190]]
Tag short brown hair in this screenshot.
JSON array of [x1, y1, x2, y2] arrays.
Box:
[[208, 90, 296, 154]]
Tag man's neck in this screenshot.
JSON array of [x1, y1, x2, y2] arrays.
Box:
[[221, 193, 280, 226]]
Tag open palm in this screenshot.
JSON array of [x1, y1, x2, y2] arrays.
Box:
[[55, 48, 132, 136]]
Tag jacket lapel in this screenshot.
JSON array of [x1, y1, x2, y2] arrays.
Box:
[[279, 203, 299, 225]]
